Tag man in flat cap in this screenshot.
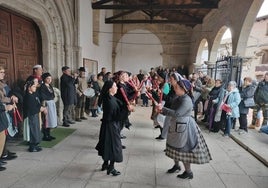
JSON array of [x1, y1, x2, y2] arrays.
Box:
[[75, 67, 88, 121], [60, 66, 77, 127]]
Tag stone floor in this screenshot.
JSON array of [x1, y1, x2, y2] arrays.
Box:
[[1, 106, 268, 188]]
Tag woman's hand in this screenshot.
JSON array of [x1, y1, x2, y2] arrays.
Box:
[[127, 104, 135, 112], [155, 103, 163, 113], [11, 95, 18, 103], [40, 106, 48, 114], [5, 104, 15, 111]]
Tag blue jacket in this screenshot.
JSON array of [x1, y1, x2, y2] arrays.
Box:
[[226, 88, 241, 118]]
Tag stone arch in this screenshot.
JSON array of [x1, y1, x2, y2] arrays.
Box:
[[112, 24, 192, 71], [0, 0, 78, 84], [235, 0, 264, 56], [114, 29, 163, 74], [210, 26, 229, 62], [196, 38, 209, 64]]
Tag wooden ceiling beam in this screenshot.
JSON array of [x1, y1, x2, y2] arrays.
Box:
[[105, 19, 202, 25], [92, 3, 218, 10], [105, 10, 138, 21], [91, 0, 113, 6]]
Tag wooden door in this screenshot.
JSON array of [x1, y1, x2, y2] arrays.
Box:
[[0, 8, 41, 89]]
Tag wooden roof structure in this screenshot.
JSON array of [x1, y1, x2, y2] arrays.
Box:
[[92, 0, 221, 27]]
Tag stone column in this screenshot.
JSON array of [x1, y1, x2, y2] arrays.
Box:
[[204, 61, 215, 78]]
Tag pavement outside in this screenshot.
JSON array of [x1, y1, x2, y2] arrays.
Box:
[[1, 106, 268, 188]]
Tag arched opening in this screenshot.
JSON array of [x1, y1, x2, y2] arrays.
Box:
[[195, 38, 209, 74], [115, 29, 163, 74], [210, 26, 231, 62], [217, 28, 232, 58]]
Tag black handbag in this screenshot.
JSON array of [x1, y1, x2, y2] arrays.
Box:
[[243, 97, 255, 108]]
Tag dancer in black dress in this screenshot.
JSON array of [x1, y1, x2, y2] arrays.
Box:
[[95, 80, 123, 176]]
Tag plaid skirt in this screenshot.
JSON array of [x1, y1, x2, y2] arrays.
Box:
[[166, 125, 212, 164]]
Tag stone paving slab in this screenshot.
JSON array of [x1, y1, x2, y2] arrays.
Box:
[[230, 128, 268, 167]]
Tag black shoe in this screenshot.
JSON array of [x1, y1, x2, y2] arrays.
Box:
[[167, 165, 181, 173], [80, 117, 88, 120], [28, 146, 42, 152], [67, 120, 75, 124], [1, 154, 17, 161], [177, 171, 193, 179], [42, 136, 52, 141], [7, 151, 16, 156], [107, 168, 121, 176], [155, 135, 164, 140], [92, 114, 98, 117], [49, 135, 56, 140], [75, 118, 82, 122], [0, 160, 7, 166], [0, 166, 6, 171], [101, 163, 108, 171], [62, 124, 70, 127], [122, 145, 126, 149]]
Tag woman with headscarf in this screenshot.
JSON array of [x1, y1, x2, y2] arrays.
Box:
[[157, 73, 212, 179], [95, 80, 123, 176]]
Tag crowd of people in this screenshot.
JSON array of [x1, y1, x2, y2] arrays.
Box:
[[193, 71, 268, 136], [1, 63, 267, 180]]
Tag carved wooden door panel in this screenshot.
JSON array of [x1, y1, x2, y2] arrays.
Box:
[[0, 9, 14, 86], [0, 8, 41, 88]]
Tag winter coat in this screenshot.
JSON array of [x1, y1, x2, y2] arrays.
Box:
[[239, 84, 256, 114], [225, 88, 241, 118], [162, 94, 197, 151], [60, 73, 77, 105], [254, 80, 268, 104]]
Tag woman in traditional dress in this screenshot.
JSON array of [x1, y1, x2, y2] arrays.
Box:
[[157, 73, 212, 179], [114, 71, 135, 130], [95, 80, 123, 176], [39, 72, 57, 141], [23, 80, 47, 152]]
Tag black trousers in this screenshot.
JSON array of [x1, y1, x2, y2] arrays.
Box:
[[239, 114, 248, 132]]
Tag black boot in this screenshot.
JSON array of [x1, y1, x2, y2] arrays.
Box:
[[107, 163, 120, 176], [101, 161, 109, 171], [91, 110, 98, 117], [47, 128, 56, 140], [42, 128, 52, 141]]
